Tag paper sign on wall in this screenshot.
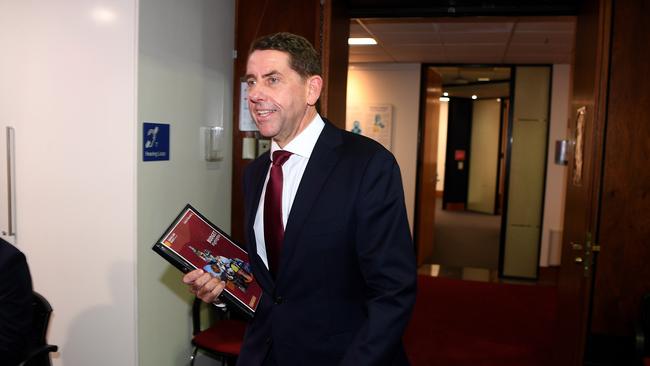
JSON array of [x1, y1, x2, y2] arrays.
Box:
[[239, 81, 258, 132], [346, 104, 392, 150]]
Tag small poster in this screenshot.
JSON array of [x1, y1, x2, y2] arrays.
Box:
[[347, 104, 392, 150]]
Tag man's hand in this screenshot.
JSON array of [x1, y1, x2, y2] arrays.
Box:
[[182, 269, 226, 303]]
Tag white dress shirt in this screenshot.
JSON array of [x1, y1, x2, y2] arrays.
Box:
[[253, 114, 325, 269]]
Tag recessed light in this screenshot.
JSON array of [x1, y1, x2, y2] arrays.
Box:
[[471, 95, 478, 100], [478, 77, 490, 82], [443, 92, 449, 96], [348, 38, 377, 45], [440, 97, 450, 102]]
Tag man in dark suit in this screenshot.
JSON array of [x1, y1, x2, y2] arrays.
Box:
[[184, 32, 417, 365], [0, 238, 33, 365]]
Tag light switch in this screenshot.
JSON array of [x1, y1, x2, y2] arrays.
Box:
[[257, 139, 270, 156], [242, 137, 256, 159]]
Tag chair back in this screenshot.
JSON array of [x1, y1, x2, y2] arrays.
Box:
[[31, 292, 53, 348], [19, 291, 57, 366], [190, 297, 246, 366]]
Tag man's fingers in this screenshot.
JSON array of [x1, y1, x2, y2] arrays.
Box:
[[197, 278, 226, 303], [182, 269, 204, 284], [182, 269, 226, 303], [192, 273, 214, 294]]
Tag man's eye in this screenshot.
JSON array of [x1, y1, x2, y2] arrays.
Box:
[[246, 79, 256, 87], [268, 77, 279, 84]]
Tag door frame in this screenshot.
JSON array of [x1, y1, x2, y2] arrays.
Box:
[[553, 0, 612, 364]]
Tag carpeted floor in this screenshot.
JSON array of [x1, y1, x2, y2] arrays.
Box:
[[430, 199, 501, 270], [403, 275, 558, 366]]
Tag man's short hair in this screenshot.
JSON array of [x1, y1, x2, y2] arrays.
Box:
[[249, 32, 322, 78]]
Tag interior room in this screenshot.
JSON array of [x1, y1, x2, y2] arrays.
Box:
[[346, 17, 573, 283], [2, 1, 649, 366]]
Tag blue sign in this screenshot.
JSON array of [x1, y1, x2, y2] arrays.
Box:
[[143, 122, 170, 161]]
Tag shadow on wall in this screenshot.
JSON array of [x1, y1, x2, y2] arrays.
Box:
[[60, 261, 139, 366]]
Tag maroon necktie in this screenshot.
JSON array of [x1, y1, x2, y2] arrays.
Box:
[[264, 150, 292, 276]]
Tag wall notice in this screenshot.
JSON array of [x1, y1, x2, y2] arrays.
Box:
[[143, 122, 170, 161], [347, 104, 392, 150]]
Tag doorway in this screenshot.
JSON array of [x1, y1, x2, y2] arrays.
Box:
[[416, 65, 554, 281], [417, 65, 511, 280]]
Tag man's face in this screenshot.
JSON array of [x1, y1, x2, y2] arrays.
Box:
[[245, 50, 320, 147]]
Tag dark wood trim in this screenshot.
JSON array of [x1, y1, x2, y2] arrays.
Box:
[[231, 0, 349, 242], [497, 66, 516, 279], [554, 0, 613, 364], [413, 65, 442, 266], [590, 0, 650, 337], [231, 0, 322, 243]]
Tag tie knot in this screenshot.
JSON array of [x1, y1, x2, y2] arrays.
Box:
[[272, 150, 292, 167]]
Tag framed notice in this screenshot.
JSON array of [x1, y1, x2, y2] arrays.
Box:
[[239, 81, 258, 131], [152, 204, 261, 318], [347, 104, 393, 150]]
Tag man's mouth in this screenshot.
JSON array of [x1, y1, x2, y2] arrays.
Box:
[[255, 108, 278, 118]]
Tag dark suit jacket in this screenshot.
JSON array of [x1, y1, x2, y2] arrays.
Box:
[[0, 238, 33, 366], [238, 121, 417, 366]]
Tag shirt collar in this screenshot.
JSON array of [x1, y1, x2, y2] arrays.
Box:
[[270, 114, 325, 160]]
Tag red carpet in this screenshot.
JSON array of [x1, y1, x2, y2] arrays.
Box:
[[404, 275, 558, 366]]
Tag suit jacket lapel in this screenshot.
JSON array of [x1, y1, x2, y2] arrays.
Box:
[[276, 122, 342, 284]]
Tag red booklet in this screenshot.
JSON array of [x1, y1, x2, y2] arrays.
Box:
[[153, 204, 261, 318]]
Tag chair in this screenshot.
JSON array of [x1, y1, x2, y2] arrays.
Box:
[[190, 297, 247, 366], [18, 291, 58, 366]]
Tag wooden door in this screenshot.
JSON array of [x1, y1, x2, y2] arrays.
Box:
[[553, 0, 612, 364], [230, 0, 348, 243], [414, 67, 442, 266], [587, 0, 650, 360]]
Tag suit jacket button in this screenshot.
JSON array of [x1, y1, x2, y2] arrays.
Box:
[[274, 296, 283, 304]]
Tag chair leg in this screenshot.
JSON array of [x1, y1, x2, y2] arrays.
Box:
[[189, 346, 198, 366]]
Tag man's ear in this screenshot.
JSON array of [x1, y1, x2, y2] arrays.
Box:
[[306, 75, 323, 106]]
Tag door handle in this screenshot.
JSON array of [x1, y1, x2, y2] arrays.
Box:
[[3, 126, 16, 237]]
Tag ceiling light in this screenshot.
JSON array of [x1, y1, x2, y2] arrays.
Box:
[[471, 95, 478, 100], [439, 97, 450, 102], [478, 77, 490, 82], [443, 92, 449, 96], [348, 38, 377, 45]]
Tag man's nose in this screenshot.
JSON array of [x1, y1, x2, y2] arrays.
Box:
[[247, 85, 265, 102]]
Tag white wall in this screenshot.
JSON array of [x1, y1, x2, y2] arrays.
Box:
[[0, 2, 138, 365], [0, 1, 234, 365], [540, 64, 570, 266], [137, 0, 234, 365], [346, 64, 421, 233]]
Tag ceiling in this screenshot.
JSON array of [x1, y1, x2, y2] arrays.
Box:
[[349, 16, 575, 95], [349, 16, 576, 65]]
